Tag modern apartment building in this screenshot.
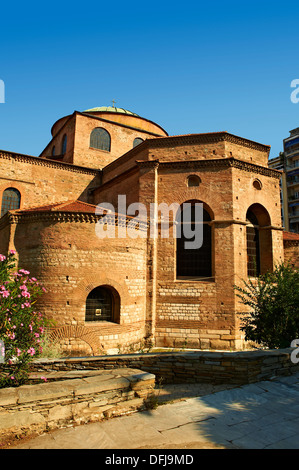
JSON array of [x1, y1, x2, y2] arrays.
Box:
[[269, 127, 299, 233]]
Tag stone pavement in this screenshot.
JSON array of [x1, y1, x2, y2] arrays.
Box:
[[8, 373, 299, 449]]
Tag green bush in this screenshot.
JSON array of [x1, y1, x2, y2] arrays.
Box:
[[235, 263, 299, 349], [0, 251, 47, 387]]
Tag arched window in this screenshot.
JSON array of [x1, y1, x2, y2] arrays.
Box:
[[85, 286, 120, 322], [176, 201, 212, 278], [187, 175, 201, 187], [133, 137, 144, 148], [61, 134, 67, 155], [246, 210, 261, 277], [246, 204, 272, 276], [52, 146, 55, 156], [1, 188, 21, 217], [90, 128, 111, 151]]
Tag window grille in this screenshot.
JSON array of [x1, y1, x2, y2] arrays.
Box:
[[90, 128, 111, 151], [176, 204, 212, 278], [85, 287, 113, 322], [246, 210, 261, 276]]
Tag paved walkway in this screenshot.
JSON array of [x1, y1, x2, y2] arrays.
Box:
[[8, 373, 299, 449]]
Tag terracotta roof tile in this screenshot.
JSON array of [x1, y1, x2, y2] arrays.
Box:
[[283, 231, 299, 241], [14, 200, 98, 214]]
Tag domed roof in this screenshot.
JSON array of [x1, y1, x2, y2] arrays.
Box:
[[83, 106, 140, 117]]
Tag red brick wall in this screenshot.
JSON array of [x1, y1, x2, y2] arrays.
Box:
[[284, 241, 299, 268], [0, 151, 100, 211], [11, 213, 148, 355]]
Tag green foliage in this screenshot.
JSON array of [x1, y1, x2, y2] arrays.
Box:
[[0, 251, 47, 387], [235, 263, 299, 349]]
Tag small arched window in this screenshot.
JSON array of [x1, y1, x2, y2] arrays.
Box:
[[253, 179, 262, 190], [187, 175, 201, 187], [133, 137, 144, 148], [61, 134, 67, 155], [176, 201, 212, 278], [90, 128, 111, 151], [1, 188, 21, 217], [85, 286, 120, 322]]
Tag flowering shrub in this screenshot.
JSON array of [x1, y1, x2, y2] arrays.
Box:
[[0, 250, 47, 387]]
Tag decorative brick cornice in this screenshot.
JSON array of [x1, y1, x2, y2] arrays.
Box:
[[284, 239, 299, 246], [136, 159, 160, 169], [0, 150, 100, 176], [146, 131, 270, 153], [0, 210, 149, 232], [158, 158, 281, 179]]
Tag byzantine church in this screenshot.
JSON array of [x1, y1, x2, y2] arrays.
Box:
[[0, 105, 298, 355]]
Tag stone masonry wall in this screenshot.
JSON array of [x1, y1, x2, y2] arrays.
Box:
[[30, 348, 299, 385], [0, 368, 155, 442]]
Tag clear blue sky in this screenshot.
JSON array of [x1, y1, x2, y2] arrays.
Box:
[[0, 0, 299, 159]]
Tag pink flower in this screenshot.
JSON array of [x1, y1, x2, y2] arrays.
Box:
[[0, 290, 10, 298], [9, 250, 16, 255], [27, 347, 35, 356], [0, 254, 6, 261], [19, 269, 30, 275], [21, 291, 30, 298], [16, 348, 22, 357]]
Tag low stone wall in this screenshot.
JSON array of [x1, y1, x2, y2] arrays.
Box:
[[0, 368, 155, 442], [30, 348, 299, 385]]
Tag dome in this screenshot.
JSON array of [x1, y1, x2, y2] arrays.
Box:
[[83, 106, 140, 117]]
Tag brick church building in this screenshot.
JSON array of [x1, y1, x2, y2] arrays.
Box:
[[0, 106, 298, 355]]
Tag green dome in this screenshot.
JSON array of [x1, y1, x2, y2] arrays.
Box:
[[83, 106, 140, 117]]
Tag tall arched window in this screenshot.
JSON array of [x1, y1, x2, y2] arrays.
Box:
[[85, 286, 120, 322], [61, 134, 67, 155], [246, 204, 272, 276], [246, 210, 261, 277], [1, 188, 21, 217], [133, 137, 144, 148], [90, 128, 111, 151], [176, 201, 212, 278]]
